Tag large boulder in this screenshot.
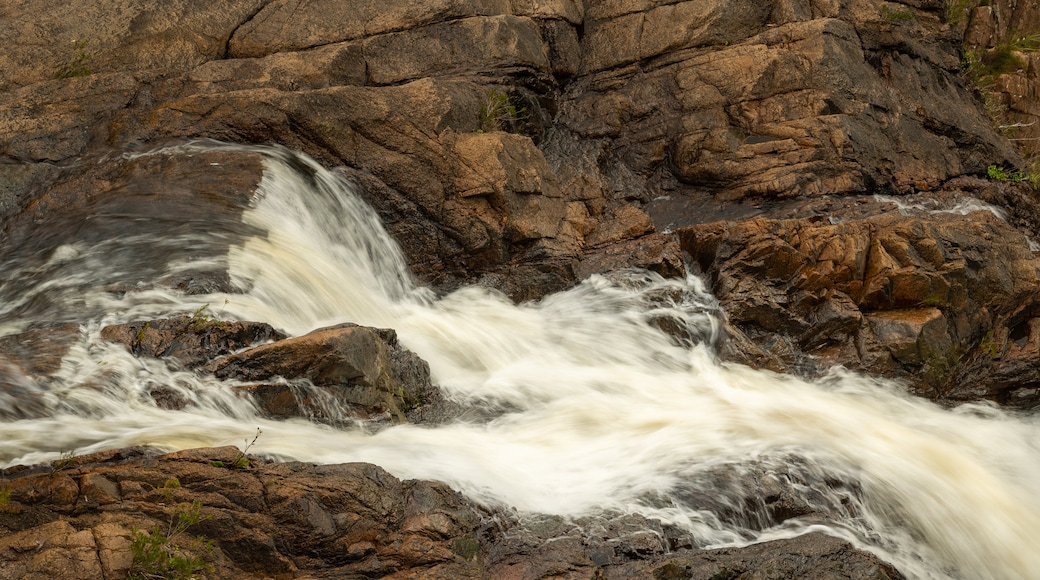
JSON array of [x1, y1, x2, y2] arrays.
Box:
[[205, 323, 446, 423]]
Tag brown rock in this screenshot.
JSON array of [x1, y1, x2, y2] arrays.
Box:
[[448, 130, 571, 247], [0, 447, 902, 579], [866, 308, 951, 366], [2, 0, 1022, 303], [79, 474, 121, 506], [207, 323, 444, 422], [0, 520, 103, 580], [8, 473, 79, 508], [227, 0, 512, 58], [91, 523, 133, 578], [680, 198, 1040, 404], [100, 317, 283, 369], [363, 16, 551, 86], [485, 511, 901, 580], [575, 233, 685, 281]]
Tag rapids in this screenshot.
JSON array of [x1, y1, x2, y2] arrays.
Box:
[[1, 143, 1038, 579]]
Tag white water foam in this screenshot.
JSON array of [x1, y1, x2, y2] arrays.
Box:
[[0, 144, 1038, 579], [874, 194, 1009, 220]]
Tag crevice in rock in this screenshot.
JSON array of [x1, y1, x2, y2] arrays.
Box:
[[224, 0, 275, 59]]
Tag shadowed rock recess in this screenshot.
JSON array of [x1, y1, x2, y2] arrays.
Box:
[[2, 0, 1040, 577]]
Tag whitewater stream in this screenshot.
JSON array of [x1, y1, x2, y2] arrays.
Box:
[[1, 143, 1039, 579]]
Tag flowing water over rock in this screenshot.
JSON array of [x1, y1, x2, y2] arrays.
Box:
[[1, 143, 1039, 580]]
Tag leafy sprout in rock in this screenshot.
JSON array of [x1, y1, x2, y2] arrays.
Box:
[[128, 500, 213, 580], [51, 449, 78, 472], [231, 427, 262, 469], [479, 89, 527, 133], [880, 4, 916, 23], [986, 164, 1040, 189], [55, 39, 93, 79], [213, 427, 262, 469]]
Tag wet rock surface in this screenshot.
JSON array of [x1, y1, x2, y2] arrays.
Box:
[[0, 324, 82, 419], [208, 323, 451, 424], [101, 317, 284, 370], [97, 318, 452, 424], [0, 447, 901, 580], [681, 192, 1040, 407]]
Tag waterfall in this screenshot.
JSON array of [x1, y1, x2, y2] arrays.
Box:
[[1, 142, 1038, 580]]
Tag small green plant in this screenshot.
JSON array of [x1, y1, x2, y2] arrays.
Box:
[[55, 40, 93, 79], [51, 449, 78, 472], [0, 486, 11, 509], [159, 479, 180, 502], [187, 304, 211, 331], [944, 0, 980, 26], [230, 427, 262, 469], [451, 536, 480, 560], [982, 45, 1026, 76], [185, 302, 232, 332], [128, 500, 213, 580], [479, 89, 526, 133], [965, 31, 1040, 84], [881, 4, 915, 23], [920, 293, 946, 307], [978, 331, 1004, 358], [986, 164, 1036, 186], [987, 164, 1014, 181]]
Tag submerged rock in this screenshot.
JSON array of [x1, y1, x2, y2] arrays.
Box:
[[0, 324, 82, 419], [0, 324, 81, 379]]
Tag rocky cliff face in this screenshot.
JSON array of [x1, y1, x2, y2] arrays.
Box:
[[3, 0, 1040, 578], [1, 0, 1025, 299]]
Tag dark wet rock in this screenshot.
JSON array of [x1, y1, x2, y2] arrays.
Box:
[[0, 149, 266, 331], [669, 458, 864, 535], [0, 324, 81, 378], [614, 533, 904, 580], [0, 324, 82, 419], [206, 323, 448, 423], [101, 317, 283, 370], [98, 316, 283, 410], [575, 233, 685, 282], [484, 511, 901, 580]]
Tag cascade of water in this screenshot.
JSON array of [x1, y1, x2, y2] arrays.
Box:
[[0, 142, 1038, 579]]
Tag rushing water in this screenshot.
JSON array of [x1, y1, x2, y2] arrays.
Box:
[[2, 143, 1039, 579]]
